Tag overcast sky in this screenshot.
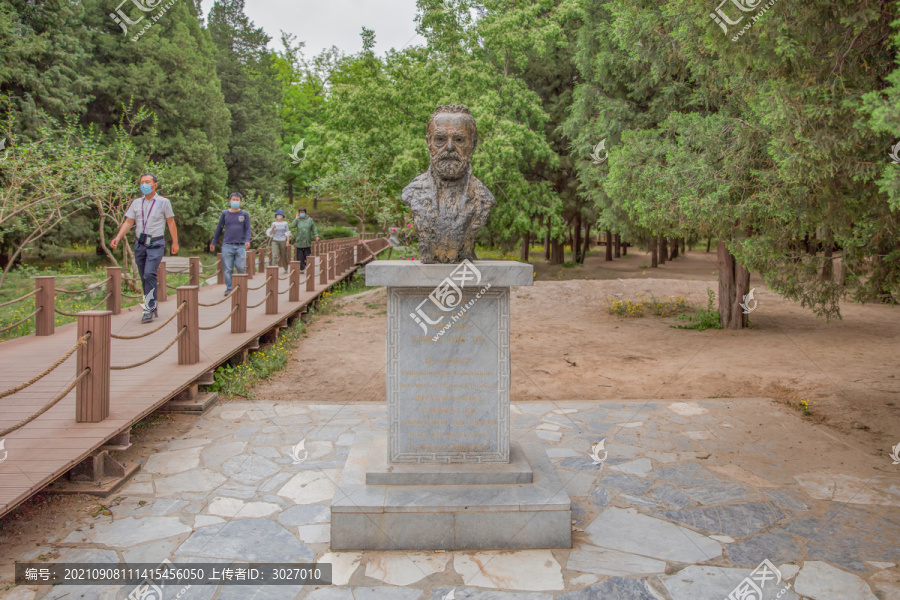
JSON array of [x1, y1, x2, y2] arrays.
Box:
[[199, 0, 423, 57]]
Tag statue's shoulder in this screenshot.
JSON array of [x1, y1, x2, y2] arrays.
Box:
[[402, 171, 433, 207], [470, 176, 496, 208]]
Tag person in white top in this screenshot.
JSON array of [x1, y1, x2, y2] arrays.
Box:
[[266, 209, 291, 273], [110, 173, 180, 323]]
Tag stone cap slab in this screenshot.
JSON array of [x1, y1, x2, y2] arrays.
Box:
[[365, 260, 533, 288]]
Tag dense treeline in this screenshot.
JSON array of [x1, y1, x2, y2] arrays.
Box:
[[0, 0, 898, 327]]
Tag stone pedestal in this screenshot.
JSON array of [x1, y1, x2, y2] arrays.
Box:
[[330, 260, 571, 551]]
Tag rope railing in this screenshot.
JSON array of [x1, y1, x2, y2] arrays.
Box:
[[246, 292, 272, 309], [88, 293, 112, 311], [0, 288, 39, 309], [121, 291, 145, 299], [247, 276, 272, 291], [199, 305, 238, 331], [198, 287, 238, 308], [0, 308, 40, 334], [110, 328, 185, 370], [278, 272, 290, 281], [110, 302, 185, 340], [200, 259, 220, 270], [0, 333, 90, 401], [57, 276, 110, 295], [278, 280, 296, 295], [0, 367, 91, 438]]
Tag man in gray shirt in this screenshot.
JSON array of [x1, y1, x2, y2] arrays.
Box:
[[111, 174, 180, 323]]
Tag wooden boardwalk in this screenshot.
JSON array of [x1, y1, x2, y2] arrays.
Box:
[[0, 239, 389, 518]]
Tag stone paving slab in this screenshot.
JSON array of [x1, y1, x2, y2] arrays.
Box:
[[2, 398, 898, 599]]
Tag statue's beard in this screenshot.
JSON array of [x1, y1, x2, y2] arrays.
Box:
[[431, 152, 470, 180]]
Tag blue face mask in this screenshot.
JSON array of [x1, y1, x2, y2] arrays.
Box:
[[140, 183, 153, 195], [299, 213, 306, 219], [230, 201, 241, 209]]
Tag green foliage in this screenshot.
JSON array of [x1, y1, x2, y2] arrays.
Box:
[[319, 226, 356, 240], [209, 0, 283, 201], [606, 294, 689, 318], [673, 289, 723, 331], [209, 318, 306, 398]]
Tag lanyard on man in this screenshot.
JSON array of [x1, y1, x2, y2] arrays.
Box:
[[141, 196, 158, 236]]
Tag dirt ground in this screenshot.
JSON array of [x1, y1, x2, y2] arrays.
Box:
[[1, 248, 898, 589]]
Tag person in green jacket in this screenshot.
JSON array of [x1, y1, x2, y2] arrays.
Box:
[[289, 207, 320, 270]]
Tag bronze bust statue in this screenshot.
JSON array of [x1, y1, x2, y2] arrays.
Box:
[[402, 105, 496, 263]]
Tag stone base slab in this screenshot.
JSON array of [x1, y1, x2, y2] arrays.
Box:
[[331, 434, 571, 551], [366, 435, 533, 485]]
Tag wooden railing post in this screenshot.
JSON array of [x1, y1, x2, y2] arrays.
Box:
[[306, 257, 317, 292], [106, 267, 122, 315], [258, 247, 266, 273], [76, 311, 111, 423], [266, 266, 278, 315], [217, 253, 224, 285], [189, 257, 200, 287], [247, 249, 256, 279], [319, 252, 328, 285], [231, 274, 247, 333], [177, 286, 199, 365], [289, 261, 301, 302], [158, 261, 168, 303], [35, 276, 55, 336], [328, 251, 335, 280], [353, 243, 359, 265]]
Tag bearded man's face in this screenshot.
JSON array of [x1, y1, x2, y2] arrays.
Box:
[[427, 113, 477, 180]]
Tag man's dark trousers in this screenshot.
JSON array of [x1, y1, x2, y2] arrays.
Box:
[[134, 240, 165, 312], [295, 246, 312, 270]]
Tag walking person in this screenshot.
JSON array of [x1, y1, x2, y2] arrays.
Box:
[[210, 193, 251, 296], [266, 209, 291, 273], [110, 174, 179, 323], [289, 207, 319, 271]]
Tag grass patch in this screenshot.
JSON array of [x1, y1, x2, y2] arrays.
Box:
[[208, 318, 307, 399], [606, 294, 689, 317], [672, 288, 723, 330]]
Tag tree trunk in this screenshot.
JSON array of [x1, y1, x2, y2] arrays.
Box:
[[623, 241, 627, 256], [583, 223, 591, 261], [668, 237, 677, 260], [288, 180, 294, 202], [821, 229, 833, 281], [651, 238, 658, 268], [549, 239, 564, 265], [520, 232, 530, 262], [614, 234, 621, 258], [706, 237, 712, 252], [658, 236, 667, 264], [313, 196, 318, 209], [573, 213, 582, 263], [605, 231, 613, 261], [680, 238, 686, 255], [544, 229, 551, 261], [717, 241, 750, 329]]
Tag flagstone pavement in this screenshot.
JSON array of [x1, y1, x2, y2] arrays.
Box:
[[2, 398, 898, 600]]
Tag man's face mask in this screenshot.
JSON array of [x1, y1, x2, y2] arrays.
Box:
[[230, 200, 241, 209], [299, 213, 306, 219], [140, 183, 153, 195], [276, 215, 283, 220]]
